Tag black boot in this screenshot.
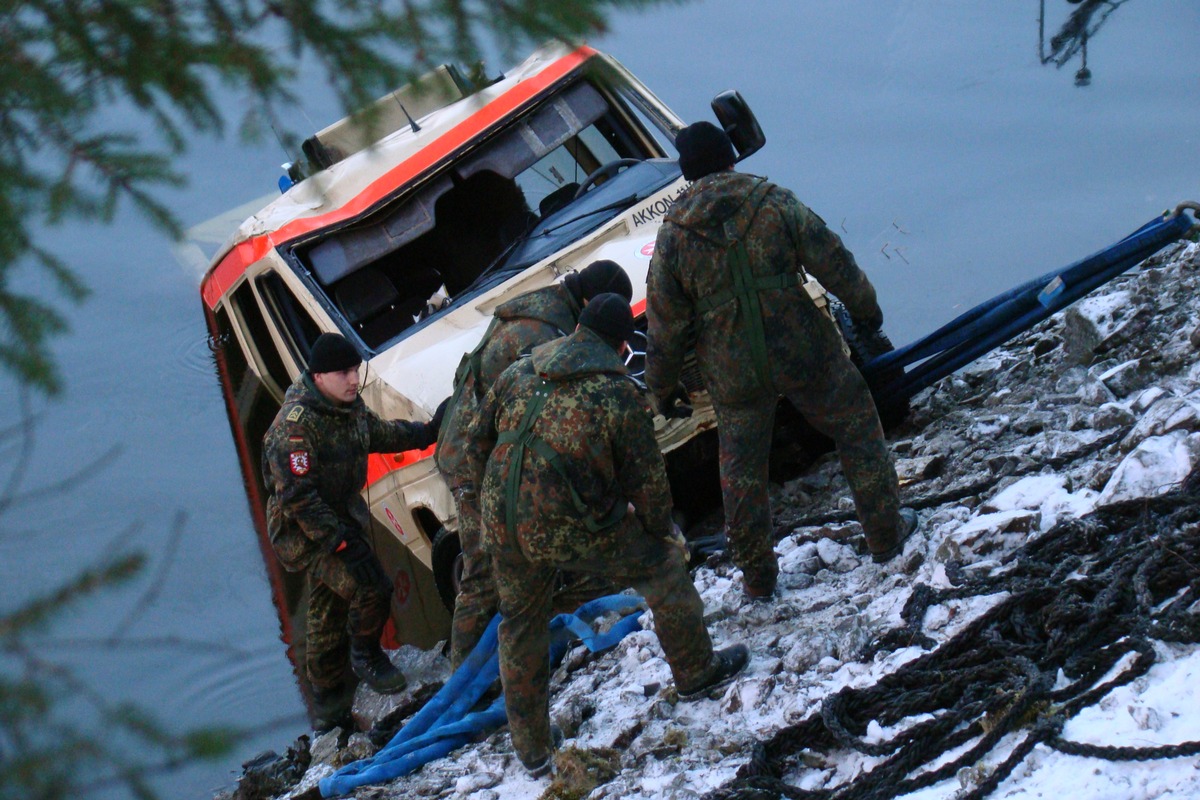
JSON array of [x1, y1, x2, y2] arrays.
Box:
[[678, 644, 750, 701], [311, 682, 355, 734], [350, 638, 408, 694], [872, 507, 920, 564]]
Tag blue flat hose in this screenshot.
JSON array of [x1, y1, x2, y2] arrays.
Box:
[[320, 593, 646, 797], [866, 209, 1196, 400]]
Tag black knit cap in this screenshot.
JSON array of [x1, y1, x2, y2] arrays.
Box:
[[579, 292, 634, 349], [675, 121, 736, 181], [578, 259, 633, 302], [308, 332, 362, 373]]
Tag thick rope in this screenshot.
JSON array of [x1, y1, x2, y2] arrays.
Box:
[[708, 466, 1200, 800]]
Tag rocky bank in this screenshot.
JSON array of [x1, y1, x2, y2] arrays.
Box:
[[222, 237, 1200, 800]]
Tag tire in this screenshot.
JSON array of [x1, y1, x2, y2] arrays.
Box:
[[430, 527, 463, 612]]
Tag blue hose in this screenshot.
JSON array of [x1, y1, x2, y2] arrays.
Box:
[[865, 208, 1196, 401], [319, 593, 646, 797]]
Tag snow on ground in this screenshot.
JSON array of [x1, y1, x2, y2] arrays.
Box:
[[248, 240, 1200, 800]]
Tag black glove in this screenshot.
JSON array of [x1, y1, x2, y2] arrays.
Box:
[[657, 383, 693, 419], [430, 397, 450, 434], [861, 306, 884, 331], [336, 536, 392, 595]]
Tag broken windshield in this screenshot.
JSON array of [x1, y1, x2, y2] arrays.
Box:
[[295, 76, 678, 351]]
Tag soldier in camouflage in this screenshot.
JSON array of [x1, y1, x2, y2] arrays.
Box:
[[646, 122, 918, 599], [263, 332, 446, 731], [465, 294, 748, 778], [436, 260, 633, 669]]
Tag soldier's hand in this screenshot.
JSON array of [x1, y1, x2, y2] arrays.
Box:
[[430, 397, 450, 433], [656, 383, 693, 419], [337, 537, 393, 595]]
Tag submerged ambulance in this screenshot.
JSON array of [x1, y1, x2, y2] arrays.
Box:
[[200, 42, 885, 662]]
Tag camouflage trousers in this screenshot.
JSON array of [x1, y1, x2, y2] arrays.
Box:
[[714, 351, 903, 585], [490, 528, 714, 768], [305, 547, 392, 689], [449, 488, 617, 669]]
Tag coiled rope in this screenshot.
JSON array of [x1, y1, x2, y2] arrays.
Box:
[[708, 466, 1200, 800]]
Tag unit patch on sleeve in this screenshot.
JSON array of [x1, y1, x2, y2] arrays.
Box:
[[289, 451, 311, 475], [286, 406, 305, 423]]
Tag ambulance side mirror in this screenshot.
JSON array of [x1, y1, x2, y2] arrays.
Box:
[[711, 90, 765, 163]]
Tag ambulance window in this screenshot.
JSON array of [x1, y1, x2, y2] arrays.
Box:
[[257, 271, 322, 366], [211, 306, 250, 394], [231, 281, 292, 396]]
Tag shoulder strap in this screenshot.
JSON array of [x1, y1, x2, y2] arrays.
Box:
[[449, 314, 505, 410], [689, 184, 807, 390], [494, 377, 625, 538]]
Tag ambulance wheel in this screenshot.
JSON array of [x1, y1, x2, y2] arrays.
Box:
[[430, 528, 463, 612]]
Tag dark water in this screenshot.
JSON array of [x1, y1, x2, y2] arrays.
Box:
[[2, 2, 1195, 797]]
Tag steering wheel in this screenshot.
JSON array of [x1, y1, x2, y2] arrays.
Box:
[[573, 158, 644, 199]]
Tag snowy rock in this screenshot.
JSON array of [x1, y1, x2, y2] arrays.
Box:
[[815, 538, 860, 573], [309, 730, 341, 767], [1128, 705, 1165, 732], [1062, 290, 1133, 363], [1092, 402, 1137, 430], [352, 644, 451, 728], [1062, 308, 1104, 364], [950, 510, 1040, 556], [1098, 431, 1200, 505], [454, 770, 503, 793], [780, 541, 822, 575], [1078, 376, 1117, 406], [1131, 386, 1169, 414], [894, 454, 944, 483], [1121, 396, 1200, 451], [1097, 359, 1146, 398]]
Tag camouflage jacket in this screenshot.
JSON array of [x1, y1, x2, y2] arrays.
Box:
[[436, 282, 581, 488], [646, 171, 882, 405], [464, 328, 673, 563], [263, 373, 438, 571]]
